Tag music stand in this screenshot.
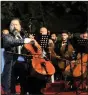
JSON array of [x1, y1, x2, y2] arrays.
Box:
[[75, 38, 88, 94], [38, 34, 49, 48], [38, 34, 50, 58]]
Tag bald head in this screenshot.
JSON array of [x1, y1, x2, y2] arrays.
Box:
[[40, 27, 48, 35]]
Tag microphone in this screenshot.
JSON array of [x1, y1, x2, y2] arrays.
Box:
[[13, 29, 22, 39]]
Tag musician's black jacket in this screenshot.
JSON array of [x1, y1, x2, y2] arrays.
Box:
[[2, 32, 31, 63], [3, 33, 24, 51], [1, 32, 29, 93]]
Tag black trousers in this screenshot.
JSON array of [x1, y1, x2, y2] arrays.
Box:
[[51, 58, 63, 80], [11, 60, 47, 95], [1, 53, 14, 93], [11, 61, 28, 94], [26, 76, 46, 95]]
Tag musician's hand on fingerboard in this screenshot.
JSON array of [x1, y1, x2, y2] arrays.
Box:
[[29, 34, 35, 39]]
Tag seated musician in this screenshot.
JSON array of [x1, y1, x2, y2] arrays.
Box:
[[1, 18, 34, 95], [50, 33, 59, 58], [78, 31, 88, 57], [50, 30, 74, 80], [73, 31, 88, 61], [26, 27, 54, 95], [71, 31, 88, 78]]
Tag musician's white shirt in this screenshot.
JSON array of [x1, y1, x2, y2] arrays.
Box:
[[15, 33, 25, 61]]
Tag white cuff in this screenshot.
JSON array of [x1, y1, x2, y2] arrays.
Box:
[[24, 38, 31, 43]]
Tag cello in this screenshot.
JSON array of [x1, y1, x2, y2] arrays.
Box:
[[24, 39, 55, 80], [73, 54, 88, 77], [65, 54, 88, 77]]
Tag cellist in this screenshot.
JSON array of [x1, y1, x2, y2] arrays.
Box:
[[1, 18, 35, 95], [72, 31, 88, 77], [26, 27, 54, 95]]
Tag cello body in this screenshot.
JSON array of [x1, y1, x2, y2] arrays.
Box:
[[24, 43, 55, 80], [65, 54, 88, 77], [73, 54, 88, 77]]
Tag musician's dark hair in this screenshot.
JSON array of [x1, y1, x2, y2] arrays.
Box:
[[10, 18, 22, 25], [61, 30, 69, 34], [82, 30, 88, 34], [9, 18, 23, 35], [51, 33, 57, 36]]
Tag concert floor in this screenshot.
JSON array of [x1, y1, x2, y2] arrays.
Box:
[[1, 80, 88, 95], [41, 80, 88, 95]]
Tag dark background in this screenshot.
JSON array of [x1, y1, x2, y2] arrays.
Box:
[[1, 1, 88, 34]]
